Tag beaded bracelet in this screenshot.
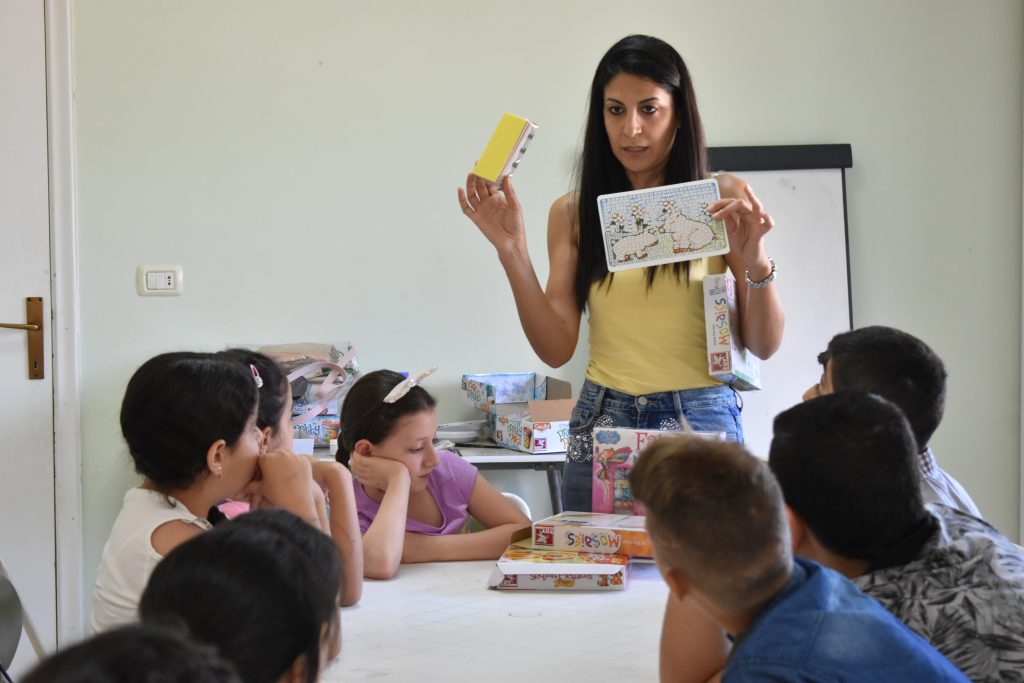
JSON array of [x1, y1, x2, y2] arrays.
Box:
[[744, 258, 777, 289]]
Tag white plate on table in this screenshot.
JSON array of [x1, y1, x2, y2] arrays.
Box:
[[436, 420, 486, 443]]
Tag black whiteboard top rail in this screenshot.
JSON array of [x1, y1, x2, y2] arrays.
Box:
[[708, 144, 853, 172]]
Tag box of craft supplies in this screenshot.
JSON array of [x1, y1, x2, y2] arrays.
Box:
[[462, 373, 574, 453], [488, 530, 628, 591], [531, 512, 652, 558], [703, 272, 761, 390]]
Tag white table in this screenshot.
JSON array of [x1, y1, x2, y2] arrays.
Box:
[[322, 559, 668, 682], [456, 446, 566, 513]]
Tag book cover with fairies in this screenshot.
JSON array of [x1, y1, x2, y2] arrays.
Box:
[[597, 178, 729, 272]]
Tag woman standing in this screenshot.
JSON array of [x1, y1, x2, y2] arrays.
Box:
[[458, 35, 783, 511]]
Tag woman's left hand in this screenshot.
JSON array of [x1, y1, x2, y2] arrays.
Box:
[[710, 181, 774, 274]]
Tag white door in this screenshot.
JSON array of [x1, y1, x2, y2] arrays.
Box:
[[0, 0, 58, 676]]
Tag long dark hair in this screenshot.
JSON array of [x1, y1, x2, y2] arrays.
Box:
[[573, 34, 707, 311], [120, 352, 258, 491], [140, 510, 341, 683], [336, 369, 437, 467]]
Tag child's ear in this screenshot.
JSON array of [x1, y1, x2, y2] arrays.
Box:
[[278, 656, 308, 683], [663, 567, 691, 601], [785, 505, 807, 553], [259, 426, 273, 451], [353, 439, 374, 457], [206, 439, 228, 478]]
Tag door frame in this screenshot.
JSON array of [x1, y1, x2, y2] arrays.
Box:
[[45, 0, 85, 644]]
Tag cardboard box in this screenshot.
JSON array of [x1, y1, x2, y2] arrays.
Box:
[[488, 531, 628, 591], [592, 427, 677, 515], [592, 428, 728, 514], [531, 512, 652, 558], [703, 272, 762, 391], [462, 373, 574, 453]]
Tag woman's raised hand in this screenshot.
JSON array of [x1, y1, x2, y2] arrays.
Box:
[[710, 178, 775, 273], [457, 173, 526, 257]]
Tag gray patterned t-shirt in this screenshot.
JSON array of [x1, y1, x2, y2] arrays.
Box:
[[856, 505, 1024, 682]]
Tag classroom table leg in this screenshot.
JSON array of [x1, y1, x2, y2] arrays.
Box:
[[546, 465, 563, 514]]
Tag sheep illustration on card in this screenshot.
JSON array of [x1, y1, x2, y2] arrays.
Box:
[[598, 179, 729, 271]]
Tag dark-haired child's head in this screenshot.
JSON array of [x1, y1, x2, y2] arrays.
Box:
[[218, 348, 293, 451], [231, 509, 344, 659], [337, 369, 438, 470], [120, 352, 262, 495], [22, 623, 241, 683], [769, 392, 928, 565], [140, 509, 341, 683], [804, 325, 947, 450], [630, 436, 791, 613]]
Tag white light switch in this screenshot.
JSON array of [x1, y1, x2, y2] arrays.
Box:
[[136, 266, 184, 296]]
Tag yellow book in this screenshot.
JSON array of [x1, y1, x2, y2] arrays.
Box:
[[472, 112, 538, 184]]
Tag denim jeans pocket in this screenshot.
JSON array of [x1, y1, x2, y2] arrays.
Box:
[[680, 390, 743, 442], [566, 392, 601, 463]]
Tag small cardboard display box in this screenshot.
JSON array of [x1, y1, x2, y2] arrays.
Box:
[[488, 528, 629, 591], [592, 429, 729, 515], [703, 272, 761, 390], [592, 427, 679, 515], [530, 512, 652, 558], [461, 373, 574, 453]]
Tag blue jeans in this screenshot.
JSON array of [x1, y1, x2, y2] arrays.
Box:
[[562, 380, 743, 512]]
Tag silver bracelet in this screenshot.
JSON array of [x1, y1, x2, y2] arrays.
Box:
[[744, 259, 777, 289]]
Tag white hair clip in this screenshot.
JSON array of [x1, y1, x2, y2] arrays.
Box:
[[250, 364, 264, 389], [382, 367, 437, 404]]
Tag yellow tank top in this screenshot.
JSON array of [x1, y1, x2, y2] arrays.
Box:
[[585, 256, 726, 395]]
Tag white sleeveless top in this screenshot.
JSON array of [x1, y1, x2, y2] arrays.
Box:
[[89, 488, 211, 633]]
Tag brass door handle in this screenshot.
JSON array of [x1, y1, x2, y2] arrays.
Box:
[[1, 298, 44, 379]]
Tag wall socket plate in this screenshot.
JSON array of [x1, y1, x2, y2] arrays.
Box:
[[136, 265, 183, 296]]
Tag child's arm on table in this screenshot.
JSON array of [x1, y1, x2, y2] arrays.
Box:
[[401, 473, 531, 563], [349, 451, 412, 580], [309, 459, 364, 605], [660, 593, 729, 683]]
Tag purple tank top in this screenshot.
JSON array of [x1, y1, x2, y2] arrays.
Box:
[[353, 450, 478, 535]]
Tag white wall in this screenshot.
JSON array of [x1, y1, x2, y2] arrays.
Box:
[[71, 0, 1024, 604]]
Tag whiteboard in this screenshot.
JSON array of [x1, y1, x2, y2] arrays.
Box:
[[708, 146, 853, 457]]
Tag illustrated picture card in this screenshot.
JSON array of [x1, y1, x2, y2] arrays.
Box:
[[597, 178, 729, 271]]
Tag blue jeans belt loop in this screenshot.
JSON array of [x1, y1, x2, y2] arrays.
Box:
[[671, 391, 694, 432], [592, 383, 607, 417]]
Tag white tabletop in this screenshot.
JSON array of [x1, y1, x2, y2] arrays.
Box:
[[456, 446, 566, 465], [322, 559, 668, 682]]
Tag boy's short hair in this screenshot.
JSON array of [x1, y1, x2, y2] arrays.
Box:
[[821, 326, 946, 449], [769, 392, 928, 563], [631, 436, 791, 611]]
